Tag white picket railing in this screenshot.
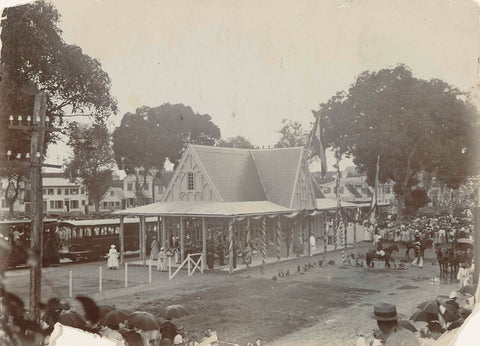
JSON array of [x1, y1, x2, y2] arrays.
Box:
[[168, 253, 204, 280]]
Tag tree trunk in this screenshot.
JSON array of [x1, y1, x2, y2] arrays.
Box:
[[94, 200, 100, 213]]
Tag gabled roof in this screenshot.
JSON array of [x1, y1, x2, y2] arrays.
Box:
[[251, 147, 303, 208], [101, 187, 125, 200], [191, 146, 267, 202], [345, 184, 362, 198], [313, 171, 336, 185]]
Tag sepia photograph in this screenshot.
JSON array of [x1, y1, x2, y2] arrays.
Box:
[[0, 0, 479, 345]]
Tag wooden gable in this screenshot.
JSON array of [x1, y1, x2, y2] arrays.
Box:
[[290, 155, 317, 210], [161, 146, 221, 202]]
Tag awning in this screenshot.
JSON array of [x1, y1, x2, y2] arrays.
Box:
[[113, 200, 294, 218], [315, 198, 361, 211], [58, 216, 158, 227]]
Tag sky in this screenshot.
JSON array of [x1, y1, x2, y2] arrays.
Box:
[[3, 0, 480, 172]]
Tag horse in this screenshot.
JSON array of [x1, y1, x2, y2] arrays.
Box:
[[436, 244, 460, 277], [405, 238, 432, 259], [366, 243, 399, 268]]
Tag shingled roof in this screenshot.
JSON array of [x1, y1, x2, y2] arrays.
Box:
[[192, 146, 267, 202], [188, 145, 312, 208]]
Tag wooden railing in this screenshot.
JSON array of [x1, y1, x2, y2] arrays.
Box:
[[168, 253, 204, 280]]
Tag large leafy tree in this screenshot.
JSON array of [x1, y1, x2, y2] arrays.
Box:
[[218, 135, 254, 149], [275, 118, 309, 148], [64, 122, 115, 213], [0, 1, 117, 212], [317, 64, 479, 220], [112, 103, 220, 205]]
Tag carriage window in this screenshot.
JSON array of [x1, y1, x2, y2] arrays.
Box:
[[72, 230, 76, 239]]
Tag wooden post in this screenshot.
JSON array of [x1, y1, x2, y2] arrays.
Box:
[[99, 267, 102, 292], [308, 214, 312, 256], [125, 263, 128, 288], [261, 216, 266, 273], [276, 216, 281, 261], [246, 217, 252, 267], [141, 215, 146, 264], [119, 216, 125, 264], [69, 271, 73, 298], [148, 262, 152, 283], [202, 217, 207, 272], [180, 216, 185, 262], [157, 216, 161, 242], [162, 216, 167, 249], [30, 92, 47, 322], [228, 218, 234, 275]]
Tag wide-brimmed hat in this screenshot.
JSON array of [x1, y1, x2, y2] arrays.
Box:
[[160, 247, 164, 251], [372, 303, 399, 321], [111, 244, 116, 248]]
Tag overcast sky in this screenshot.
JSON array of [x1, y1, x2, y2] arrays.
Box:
[[4, 0, 480, 172]]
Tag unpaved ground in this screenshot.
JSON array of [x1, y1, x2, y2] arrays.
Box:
[[4, 243, 461, 345]]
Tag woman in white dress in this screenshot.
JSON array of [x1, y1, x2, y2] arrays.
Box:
[[107, 244, 119, 269], [157, 247, 167, 271]]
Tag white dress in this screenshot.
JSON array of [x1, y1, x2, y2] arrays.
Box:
[[107, 248, 119, 269]]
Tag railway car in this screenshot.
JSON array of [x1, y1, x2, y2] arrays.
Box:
[[0, 219, 58, 268], [57, 217, 159, 261]]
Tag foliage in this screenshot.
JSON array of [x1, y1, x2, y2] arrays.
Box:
[[0, 0, 116, 210], [316, 64, 478, 219], [64, 122, 114, 212], [112, 103, 220, 192], [405, 188, 429, 215], [218, 136, 254, 149], [275, 118, 309, 148]]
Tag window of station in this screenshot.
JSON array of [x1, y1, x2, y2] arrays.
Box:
[[187, 172, 194, 190]]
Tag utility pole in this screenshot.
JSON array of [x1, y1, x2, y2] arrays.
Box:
[[30, 91, 46, 321], [7, 91, 60, 322]]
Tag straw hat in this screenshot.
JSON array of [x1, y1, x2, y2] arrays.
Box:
[[372, 303, 399, 321]]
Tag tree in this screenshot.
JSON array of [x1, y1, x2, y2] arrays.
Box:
[[112, 103, 220, 205], [316, 64, 478, 220], [64, 122, 115, 213], [0, 1, 117, 211], [275, 118, 309, 148], [218, 136, 254, 149]]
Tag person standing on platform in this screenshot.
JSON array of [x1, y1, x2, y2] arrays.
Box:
[[150, 236, 159, 263], [107, 244, 119, 270], [157, 247, 167, 271]]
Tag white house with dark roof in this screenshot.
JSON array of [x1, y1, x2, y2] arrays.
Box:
[[115, 145, 352, 273], [99, 187, 126, 212]]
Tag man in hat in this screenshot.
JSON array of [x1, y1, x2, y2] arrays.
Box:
[[372, 302, 419, 345], [445, 291, 459, 310]]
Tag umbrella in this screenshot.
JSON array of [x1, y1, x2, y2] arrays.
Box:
[[160, 320, 177, 341], [101, 309, 132, 327], [57, 311, 87, 329], [410, 300, 458, 323], [126, 311, 160, 331], [398, 319, 417, 333], [164, 304, 190, 320], [119, 329, 143, 345], [98, 305, 116, 319], [459, 285, 475, 295]]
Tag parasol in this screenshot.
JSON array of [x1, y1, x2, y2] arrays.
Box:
[[57, 311, 87, 329], [126, 311, 160, 331], [100, 309, 132, 327], [164, 304, 190, 320], [410, 300, 458, 323], [98, 305, 116, 319]]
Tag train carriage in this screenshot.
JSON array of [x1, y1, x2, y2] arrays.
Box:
[[57, 217, 159, 261]]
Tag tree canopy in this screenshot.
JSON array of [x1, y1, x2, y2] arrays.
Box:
[[275, 118, 309, 148], [0, 0, 117, 210], [112, 103, 220, 179], [218, 136, 255, 149], [316, 64, 479, 218], [64, 122, 115, 213]]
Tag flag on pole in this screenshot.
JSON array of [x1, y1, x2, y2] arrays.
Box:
[[369, 155, 380, 225], [311, 115, 327, 178]]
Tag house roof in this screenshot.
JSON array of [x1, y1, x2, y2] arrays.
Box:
[[192, 146, 267, 202], [313, 171, 336, 185], [315, 198, 361, 210], [43, 177, 82, 187], [345, 184, 362, 198], [102, 187, 125, 200], [250, 147, 304, 208], [113, 200, 293, 217]]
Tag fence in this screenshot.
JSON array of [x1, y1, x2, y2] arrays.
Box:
[[168, 253, 204, 280]]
